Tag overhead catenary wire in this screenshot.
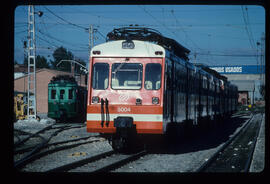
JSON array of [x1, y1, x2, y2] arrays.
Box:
[[170, 8, 203, 53], [196, 53, 258, 57], [241, 6, 256, 51], [32, 8, 89, 61], [37, 6, 105, 61], [138, 5, 191, 51], [15, 5, 264, 66], [44, 6, 88, 30]]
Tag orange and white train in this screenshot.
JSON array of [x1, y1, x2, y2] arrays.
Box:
[[86, 27, 238, 151]]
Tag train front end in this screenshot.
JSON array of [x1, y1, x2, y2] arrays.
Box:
[[86, 40, 165, 151]]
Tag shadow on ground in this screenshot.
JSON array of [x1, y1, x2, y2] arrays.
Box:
[[143, 115, 251, 154]]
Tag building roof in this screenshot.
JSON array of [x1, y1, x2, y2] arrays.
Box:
[[230, 80, 255, 91], [14, 68, 73, 81]]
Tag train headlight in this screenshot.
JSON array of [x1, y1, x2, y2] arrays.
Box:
[[136, 98, 142, 105], [155, 51, 163, 55], [152, 97, 159, 104], [92, 50, 101, 55], [122, 40, 135, 49], [92, 96, 100, 104]]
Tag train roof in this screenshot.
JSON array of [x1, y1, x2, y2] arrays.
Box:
[[194, 63, 228, 81], [91, 40, 166, 58], [49, 75, 77, 85], [106, 27, 190, 60]]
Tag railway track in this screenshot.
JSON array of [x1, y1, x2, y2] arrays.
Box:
[[14, 113, 263, 172], [14, 123, 101, 170], [46, 149, 148, 172], [195, 113, 263, 172]]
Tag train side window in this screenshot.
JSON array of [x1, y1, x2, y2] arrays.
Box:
[[60, 89, 65, 100], [51, 89, 56, 99], [92, 63, 109, 90], [145, 63, 162, 90], [68, 89, 73, 99]]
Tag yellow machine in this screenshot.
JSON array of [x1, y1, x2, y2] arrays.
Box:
[[14, 94, 27, 121]]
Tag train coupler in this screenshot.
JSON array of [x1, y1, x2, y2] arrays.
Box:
[[111, 117, 137, 152]]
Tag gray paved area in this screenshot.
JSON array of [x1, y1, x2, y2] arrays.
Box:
[[249, 113, 265, 172]]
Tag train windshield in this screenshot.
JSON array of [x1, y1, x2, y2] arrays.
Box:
[[92, 63, 109, 90], [145, 63, 162, 90], [111, 63, 142, 90]]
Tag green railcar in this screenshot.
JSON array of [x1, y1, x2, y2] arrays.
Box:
[[48, 75, 87, 122]]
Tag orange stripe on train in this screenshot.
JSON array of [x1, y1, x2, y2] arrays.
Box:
[[86, 121, 163, 134], [87, 105, 163, 114]]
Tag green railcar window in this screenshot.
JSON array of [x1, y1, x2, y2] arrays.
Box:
[[60, 89, 65, 99], [51, 89, 56, 99], [68, 89, 73, 99]]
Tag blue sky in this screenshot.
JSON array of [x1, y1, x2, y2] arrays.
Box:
[[14, 5, 265, 67]]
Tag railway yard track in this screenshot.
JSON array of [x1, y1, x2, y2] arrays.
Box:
[[196, 113, 263, 172], [13, 112, 264, 173]]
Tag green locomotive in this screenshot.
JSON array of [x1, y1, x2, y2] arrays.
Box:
[[48, 75, 87, 122]]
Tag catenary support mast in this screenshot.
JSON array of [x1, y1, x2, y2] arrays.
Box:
[[27, 5, 37, 119]]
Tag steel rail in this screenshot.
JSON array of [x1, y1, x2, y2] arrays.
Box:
[[14, 125, 69, 169], [46, 150, 116, 172], [195, 114, 255, 172], [14, 123, 56, 147], [18, 138, 104, 169], [93, 150, 148, 173], [14, 125, 89, 154]]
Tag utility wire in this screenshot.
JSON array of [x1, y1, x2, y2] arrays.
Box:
[[196, 53, 258, 57], [44, 6, 88, 30], [96, 30, 106, 41], [138, 5, 190, 51], [241, 6, 256, 50], [170, 9, 203, 52]]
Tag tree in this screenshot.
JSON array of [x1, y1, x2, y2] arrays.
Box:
[[50, 46, 74, 72], [23, 56, 28, 67], [22, 55, 50, 69], [36, 55, 50, 68]]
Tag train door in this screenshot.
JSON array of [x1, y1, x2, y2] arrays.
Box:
[[186, 65, 190, 122], [198, 70, 202, 122], [58, 88, 66, 103], [177, 61, 186, 123], [189, 68, 196, 124], [165, 57, 173, 123], [206, 74, 209, 119], [209, 76, 214, 120], [194, 70, 200, 125], [201, 74, 207, 118]]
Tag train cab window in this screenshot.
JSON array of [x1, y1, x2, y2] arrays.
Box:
[[68, 89, 73, 99], [92, 63, 109, 90], [111, 63, 142, 90], [60, 89, 65, 100], [51, 89, 56, 100], [145, 63, 162, 90]]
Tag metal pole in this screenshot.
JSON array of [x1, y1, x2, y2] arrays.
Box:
[[27, 5, 37, 119], [88, 25, 92, 61], [87, 25, 94, 90]]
